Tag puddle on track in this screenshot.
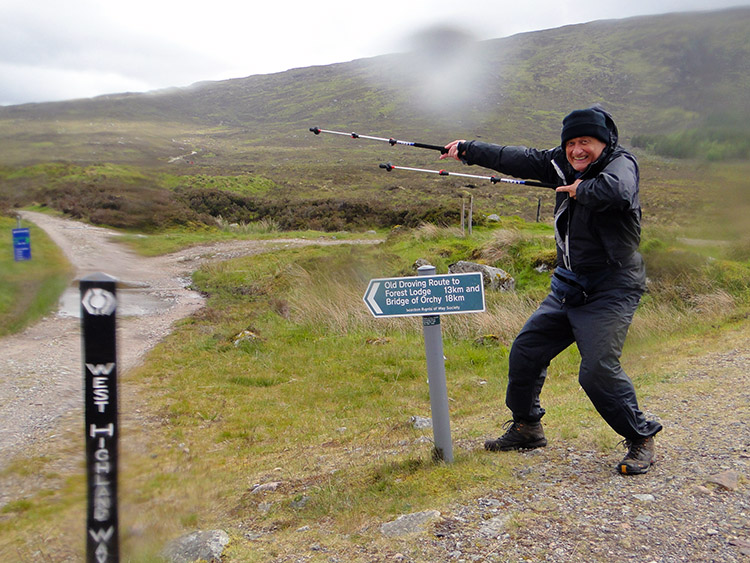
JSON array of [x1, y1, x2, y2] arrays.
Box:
[[57, 285, 176, 318]]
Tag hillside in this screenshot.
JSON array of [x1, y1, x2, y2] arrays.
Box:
[[0, 7, 749, 235], [3, 8, 749, 142]]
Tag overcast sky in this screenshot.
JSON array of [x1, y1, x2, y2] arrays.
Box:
[[1, 0, 748, 106]]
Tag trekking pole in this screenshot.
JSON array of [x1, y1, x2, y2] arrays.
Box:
[[310, 126, 448, 154], [379, 162, 557, 188]]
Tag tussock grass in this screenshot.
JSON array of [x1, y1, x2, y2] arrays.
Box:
[[217, 216, 281, 234], [121, 226, 747, 560], [412, 222, 464, 242], [2, 220, 749, 560], [286, 263, 540, 345], [441, 294, 542, 343]]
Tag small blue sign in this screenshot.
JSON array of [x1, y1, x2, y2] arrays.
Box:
[[364, 272, 485, 318], [12, 228, 31, 262]]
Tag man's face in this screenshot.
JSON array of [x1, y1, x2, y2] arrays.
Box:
[[565, 136, 607, 173]]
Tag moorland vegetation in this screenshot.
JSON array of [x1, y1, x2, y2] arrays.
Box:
[[0, 7, 749, 561]]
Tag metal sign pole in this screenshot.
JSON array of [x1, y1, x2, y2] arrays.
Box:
[[80, 273, 120, 563], [418, 265, 454, 463]]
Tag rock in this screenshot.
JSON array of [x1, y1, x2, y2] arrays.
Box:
[[291, 495, 310, 509], [162, 530, 230, 563], [633, 494, 655, 502], [478, 514, 511, 538], [257, 502, 272, 514], [730, 538, 750, 556], [410, 415, 432, 429], [729, 538, 750, 548], [380, 510, 441, 537], [487, 214, 501, 222], [706, 470, 740, 491], [414, 258, 431, 270], [449, 261, 515, 292], [251, 481, 280, 494]]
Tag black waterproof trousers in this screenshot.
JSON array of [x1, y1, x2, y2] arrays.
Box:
[[506, 274, 662, 441]]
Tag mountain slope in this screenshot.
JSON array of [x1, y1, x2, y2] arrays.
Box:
[[2, 8, 748, 148], [0, 7, 748, 235]]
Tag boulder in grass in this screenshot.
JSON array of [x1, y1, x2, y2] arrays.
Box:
[[380, 510, 442, 537], [162, 530, 230, 563], [449, 261, 515, 292]]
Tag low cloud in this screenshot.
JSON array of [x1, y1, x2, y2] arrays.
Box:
[[0, 63, 153, 105]]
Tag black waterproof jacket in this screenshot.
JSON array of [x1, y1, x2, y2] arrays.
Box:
[[461, 109, 642, 275]]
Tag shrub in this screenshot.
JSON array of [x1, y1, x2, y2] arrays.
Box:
[[45, 181, 201, 230], [726, 239, 750, 262], [631, 125, 750, 161]]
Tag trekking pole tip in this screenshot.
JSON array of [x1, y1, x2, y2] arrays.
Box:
[[379, 162, 394, 171], [309, 127, 321, 134]]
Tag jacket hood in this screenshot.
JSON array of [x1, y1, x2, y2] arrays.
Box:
[[596, 106, 619, 150]]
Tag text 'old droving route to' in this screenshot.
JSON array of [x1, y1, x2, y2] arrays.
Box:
[[363, 272, 485, 318]]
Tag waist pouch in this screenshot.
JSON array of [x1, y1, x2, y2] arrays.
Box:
[[551, 266, 612, 307]]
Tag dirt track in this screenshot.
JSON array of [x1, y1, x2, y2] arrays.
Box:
[[1, 213, 748, 561], [0, 212, 374, 475]]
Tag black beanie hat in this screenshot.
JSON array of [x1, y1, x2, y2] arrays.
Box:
[[561, 108, 609, 146]]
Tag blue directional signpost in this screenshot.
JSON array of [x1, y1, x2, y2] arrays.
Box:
[[12, 227, 32, 262], [364, 265, 485, 462]]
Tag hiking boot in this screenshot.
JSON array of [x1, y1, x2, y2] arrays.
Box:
[[618, 436, 656, 475], [484, 420, 547, 451]]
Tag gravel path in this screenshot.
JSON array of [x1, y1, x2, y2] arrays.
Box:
[[0, 212, 375, 476], [424, 337, 750, 562]]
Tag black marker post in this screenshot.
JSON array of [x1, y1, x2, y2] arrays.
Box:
[[80, 273, 119, 562]]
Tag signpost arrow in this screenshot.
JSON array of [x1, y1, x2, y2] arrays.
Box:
[[362, 272, 485, 318], [365, 281, 383, 315]]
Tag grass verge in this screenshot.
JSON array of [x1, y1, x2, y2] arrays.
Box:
[[0, 221, 748, 561], [0, 215, 73, 336]]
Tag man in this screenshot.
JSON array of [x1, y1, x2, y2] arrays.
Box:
[[441, 107, 662, 475]]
